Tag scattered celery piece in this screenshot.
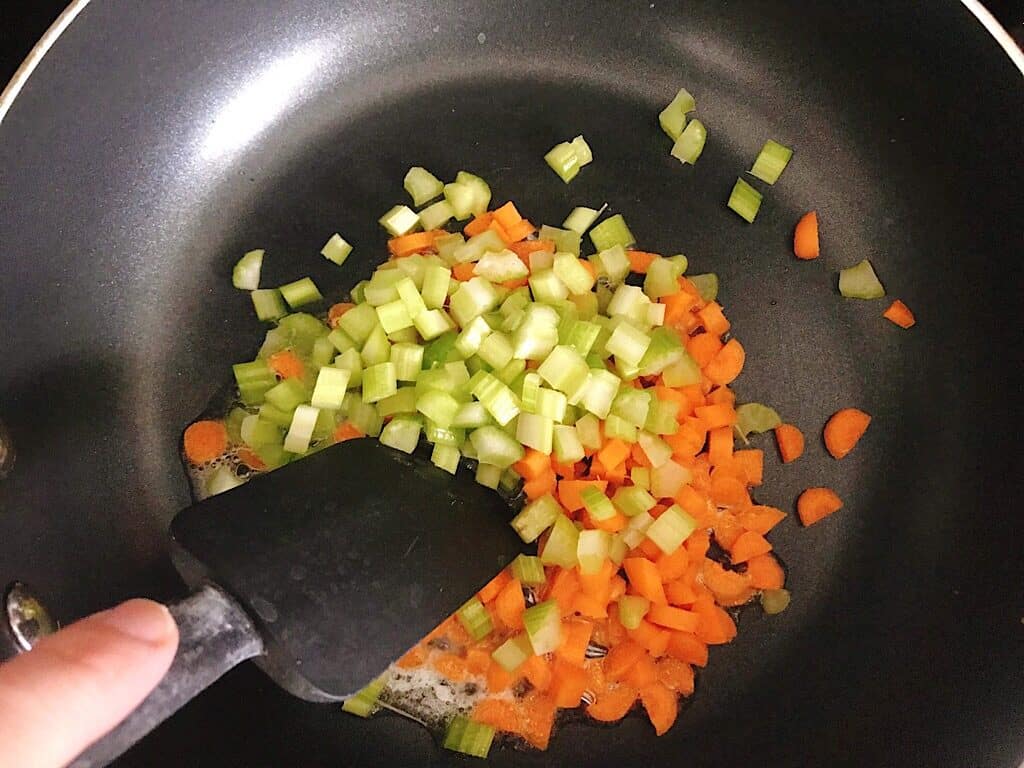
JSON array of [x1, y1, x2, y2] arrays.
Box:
[[279, 277, 322, 309], [232, 249, 264, 290], [728, 177, 763, 223], [839, 259, 886, 299], [320, 234, 353, 266], [403, 166, 444, 207], [671, 119, 707, 165], [749, 140, 793, 185]]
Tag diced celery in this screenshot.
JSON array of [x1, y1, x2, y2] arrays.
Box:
[[474, 249, 529, 283], [579, 369, 620, 419], [470, 425, 525, 469], [523, 599, 563, 654], [477, 330, 514, 370], [395, 277, 427, 319], [342, 674, 387, 718], [475, 461, 503, 489], [283, 405, 320, 454], [513, 304, 560, 360], [529, 269, 570, 303], [417, 389, 461, 429], [450, 277, 500, 327], [404, 166, 444, 207], [589, 214, 635, 252], [574, 412, 603, 450], [362, 362, 397, 404], [511, 494, 562, 542], [265, 378, 308, 413], [671, 119, 707, 165], [424, 419, 465, 447], [612, 388, 652, 429], [688, 273, 719, 302], [491, 633, 533, 673], [279, 277, 323, 309], [320, 234, 353, 266], [839, 259, 886, 299], [233, 359, 276, 405], [511, 554, 547, 586], [251, 288, 286, 321], [608, 534, 628, 565], [310, 367, 350, 410], [749, 139, 793, 185], [553, 252, 596, 295], [534, 388, 568, 423], [379, 204, 420, 236], [348, 400, 383, 437], [377, 387, 418, 418], [538, 225, 581, 257], [630, 466, 651, 490], [658, 87, 696, 141], [233, 249, 264, 290], [435, 232, 466, 263], [728, 177, 763, 223], [589, 244, 631, 284], [360, 324, 391, 366], [537, 345, 590, 395], [650, 459, 692, 500], [618, 595, 651, 630], [637, 430, 673, 468], [471, 374, 521, 426], [562, 205, 603, 235], [452, 229, 506, 264], [418, 200, 455, 231], [516, 412, 553, 453], [431, 443, 460, 474], [379, 416, 422, 454], [645, 398, 679, 435], [613, 486, 657, 518], [443, 182, 476, 221], [259, 402, 295, 428], [661, 349, 702, 387], [571, 135, 593, 165], [581, 486, 616, 521], [520, 372, 542, 412], [455, 171, 492, 216], [577, 529, 612, 574], [412, 308, 455, 340], [604, 414, 638, 443], [545, 141, 580, 183], [338, 303, 380, 345], [388, 343, 423, 382], [240, 415, 282, 449], [644, 257, 684, 299], [420, 264, 452, 310], [457, 596, 493, 640], [551, 424, 585, 464], [605, 322, 651, 367], [734, 402, 782, 440], [375, 299, 414, 335], [334, 348, 363, 388], [620, 511, 654, 548], [645, 503, 697, 555], [761, 588, 791, 615], [495, 358, 526, 386]]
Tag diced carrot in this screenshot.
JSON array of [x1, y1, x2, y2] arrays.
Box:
[[640, 682, 678, 735], [637, 540, 665, 564], [684, 530, 710, 560], [667, 631, 709, 667], [571, 591, 609, 619], [677, 276, 704, 300], [728, 530, 772, 564], [656, 656, 695, 695], [686, 333, 723, 368], [735, 505, 787, 535], [235, 448, 266, 471], [580, 259, 597, 280], [646, 603, 700, 633], [509, 239, 555, 262], [774, 423, 805, 463], [523, 654, 552, 692], [464, 212, 493, 237], [396, 644, 427, 669], [514, 448, 553, 481], [547, 567, 580, 616], [675, 485, 713, 527], [733, 449, 764, 486], [558, 479, 607, 512], [388, 229, 443, 258], [707, 426, 733, 467], [697, 302, 730, 336], [327, 302, 355, 327], [664, 422, 705, 458], [624, 651, 659, 688], [627, 619, 671, 656], [587, 510, 628, 533], [656, 545, 690, 582], [551, 459, 579, 480], [504, 218, 536, 243], [586, 684, 638, 722], [452, 261, 477, 281], [883, 299, 916, 329], [550, 657, 590, 707], [433, 653, 472, 681], [665, 576, 698, 607], [712, 513, 745, 550], [623, 558, 668, 604], [488, 219, 514, 244], [523, 468, 557, 500], [745, 553, 785, 590], [502, 276, 530, 290], [474, 697, 519, 732], [604, 603, 629, 646], [597, 438, 630, 472], [492, 201, 523, 229], [626, 250, 660, 274], [517, 692, 558, 750], [332, 421, 365, 443], [466, 646, 491, 675], [608, 575, 627, 602], [694, 403, 736, 429], [704, 338, 745, 386], [707, 385, 736, 406], [604, 639, 646, 681], [478, 570, 512, 603], [556, 619, 594, 667], [823, 408, 871, 459], [701, 559, 754, 607], [793, 211, 820, 260], [630, 441, 650, 467], [578, 559, 616, 600], [662, 289, 699, 327], [709, 474, 750, 507], [493, 577, 526, 629], [797, 486, 844, 526], [268, 350, 305, 380], [692, 596, 737, 645], [486, 661, 515, 692], [183, 420, 228, 465], [605, 461, 627, 485]]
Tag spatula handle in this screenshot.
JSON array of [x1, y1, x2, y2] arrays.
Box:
[[69, 585, 264, 768]]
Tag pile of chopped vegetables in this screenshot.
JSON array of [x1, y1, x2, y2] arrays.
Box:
[[180, 86, 905, 758]]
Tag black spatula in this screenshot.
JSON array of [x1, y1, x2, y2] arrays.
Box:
[[70, 439, 526, 768]]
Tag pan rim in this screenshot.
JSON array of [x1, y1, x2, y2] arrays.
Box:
[[0, 0, 1020, 130]]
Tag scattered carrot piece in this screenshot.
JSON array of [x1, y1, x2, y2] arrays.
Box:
[[745, 553, 785, 590], [623, 558, 668, 604], [493, 577, 526, 630], [550, 657, 590, 708], [701, 559, 754, 607], [452, 261, 477, 281], [646, 603, 700, 633], [586, 685, 638, 722], [268, 350, 305, 380], [183, 420, 228, 465], [797, 487, 844, 526], [597, 438, 630, 472], [387, 229, 442, 258], [667, 632, 709, 667], [728, 530, 773, 564], [793, 211, 819, 259], [883, 299, 916, 328], [823, 408, 871, 459], [639, 682, 678, 735], [514, 448, 553, 481], [556, 620, 594, 667], [774, 423, 805, 463], [464, 212, 493, 237], [656, 656, 695, 695], [604, 639, 646, 682]]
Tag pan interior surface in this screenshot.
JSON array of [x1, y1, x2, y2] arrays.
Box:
[[0, 2, 1020, 766]]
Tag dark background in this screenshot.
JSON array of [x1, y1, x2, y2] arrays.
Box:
[[2, 1, 1023, 86]]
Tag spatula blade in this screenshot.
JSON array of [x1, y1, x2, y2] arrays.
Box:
[[170, 438, 524, 699]]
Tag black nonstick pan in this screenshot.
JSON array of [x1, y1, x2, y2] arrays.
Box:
[[1, 1, 1022, 766]]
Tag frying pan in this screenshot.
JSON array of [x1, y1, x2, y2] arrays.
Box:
[[1, 1, 1022, 766]]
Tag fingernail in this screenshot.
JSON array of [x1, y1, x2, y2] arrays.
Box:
[[97, 599, 177, 644]]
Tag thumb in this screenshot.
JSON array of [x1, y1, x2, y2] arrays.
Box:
[[0, 598, 179, 768]]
